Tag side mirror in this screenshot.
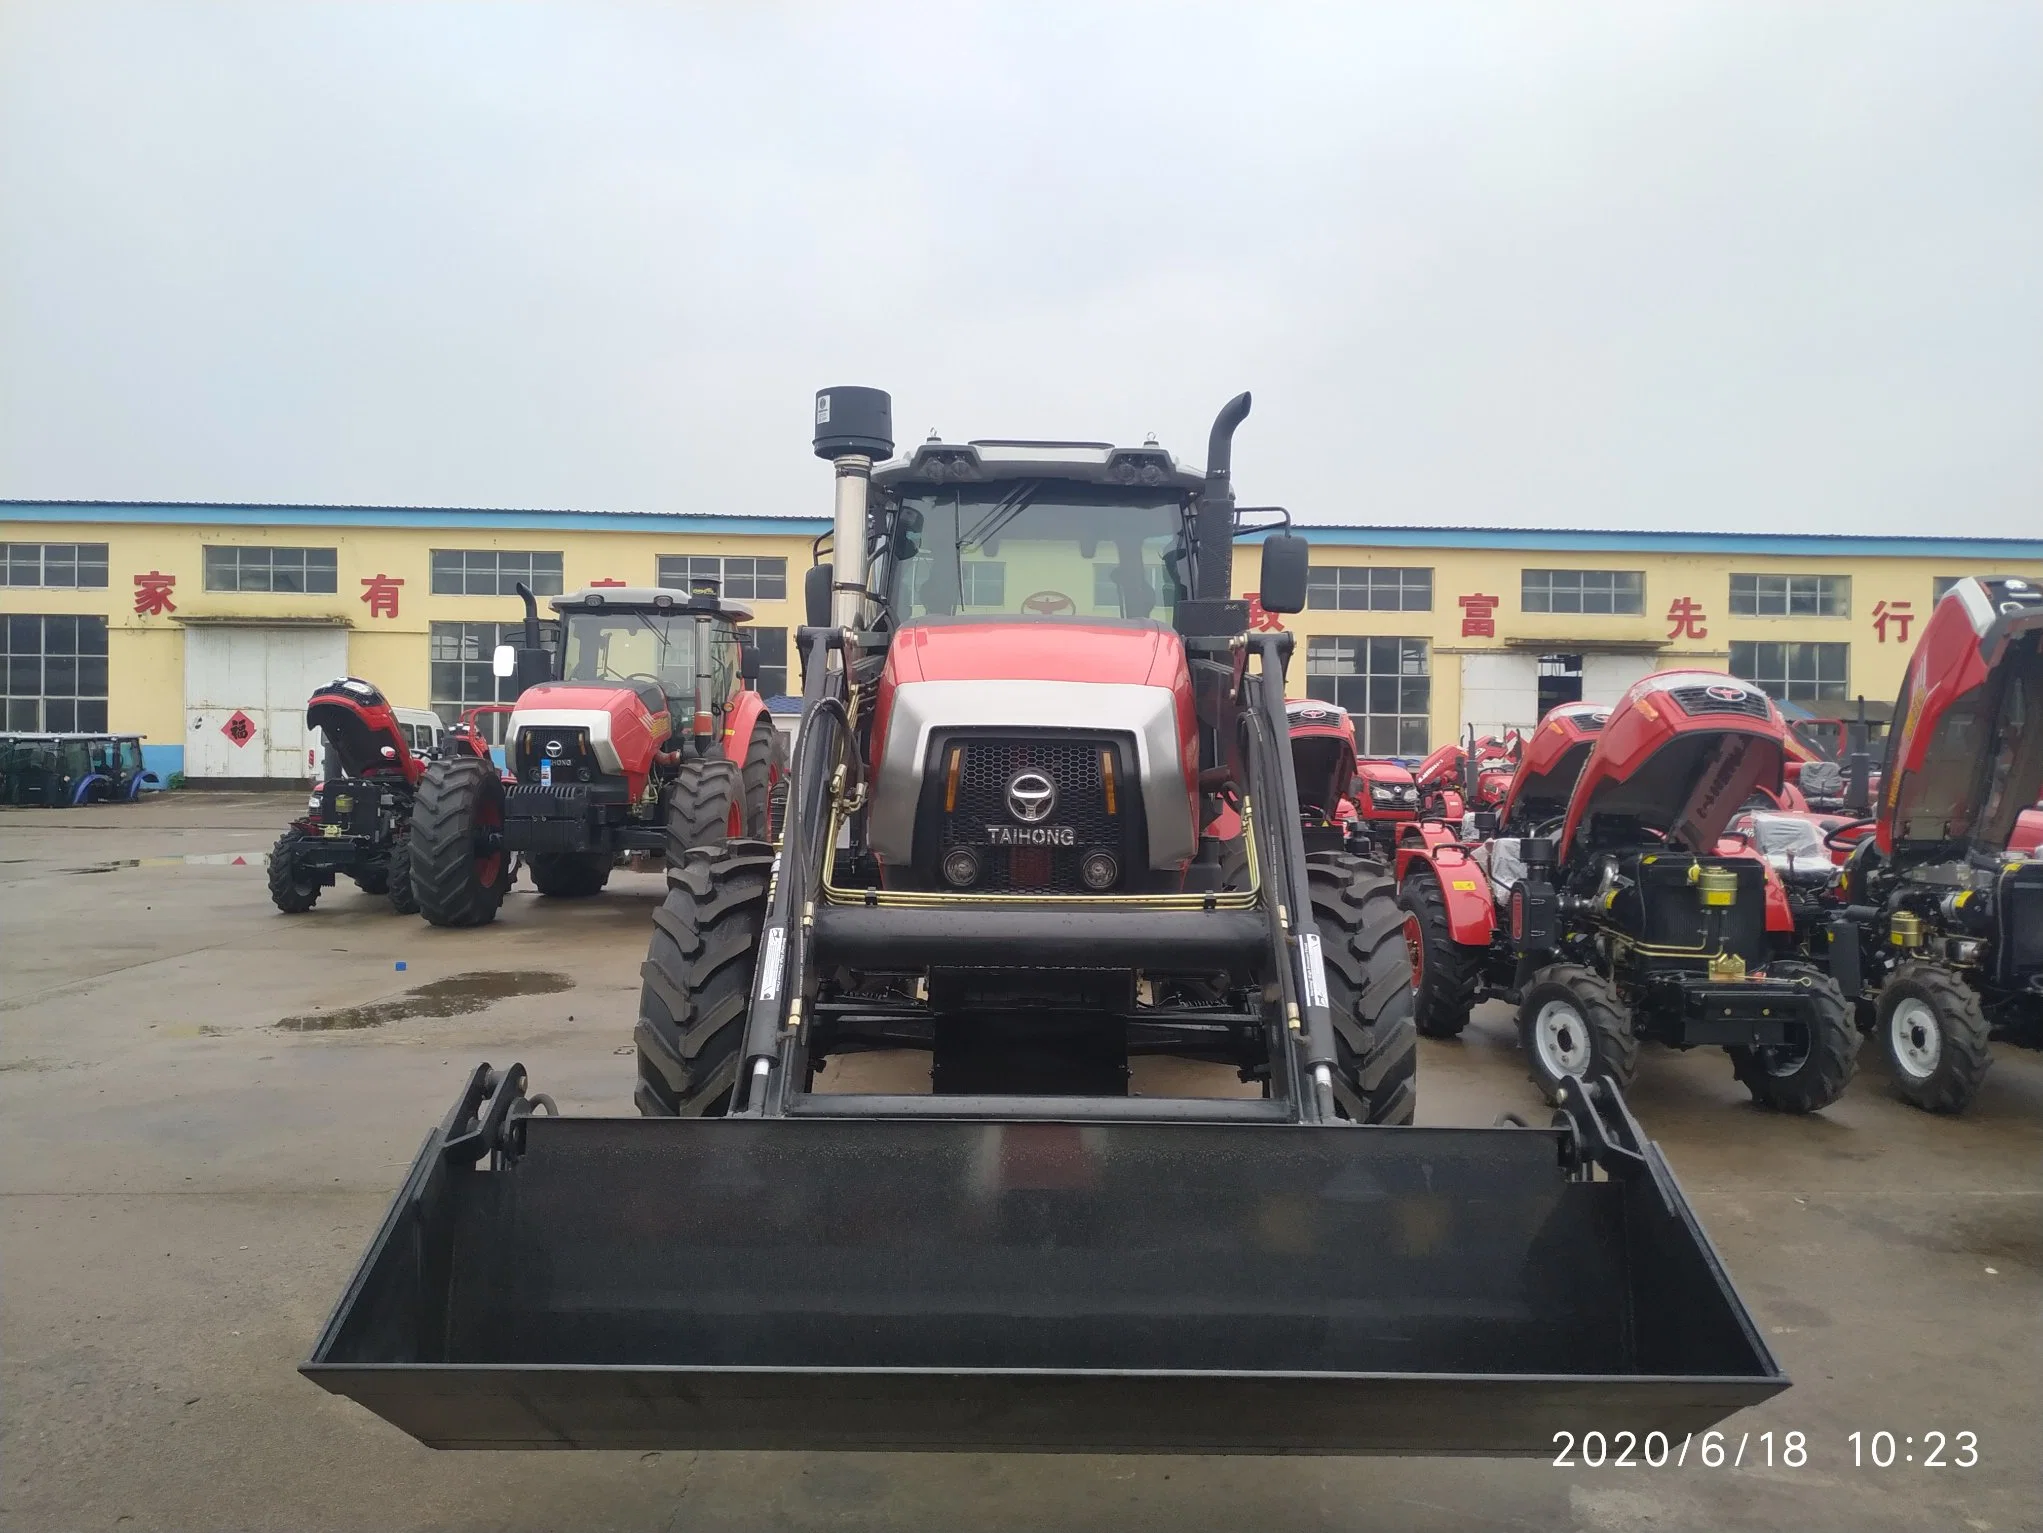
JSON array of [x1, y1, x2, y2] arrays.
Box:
[[739, 649, 762, 686], [1258, 533, 1311, 614], [491, 644, 516, 679], [805, 563, 833, 628]]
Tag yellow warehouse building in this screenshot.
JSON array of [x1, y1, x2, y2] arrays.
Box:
[[3, 500, 2038, 782]]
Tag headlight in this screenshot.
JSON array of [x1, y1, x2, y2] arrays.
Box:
[[1080, 850, 1120, 890], [941, 847, 980, 888]]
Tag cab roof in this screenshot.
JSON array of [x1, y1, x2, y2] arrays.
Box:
[[874, 438, 1205, 494], [547, 586, 753, 624]]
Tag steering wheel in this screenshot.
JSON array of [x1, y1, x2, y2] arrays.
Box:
[[1824, 816, 1877, 853], [1021, 590, 1077, 615]]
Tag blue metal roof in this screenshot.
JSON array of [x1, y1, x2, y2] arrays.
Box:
[[1, 502, 2037, 559]]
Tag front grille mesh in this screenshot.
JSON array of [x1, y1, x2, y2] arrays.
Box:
[[1669, 685, 1772, 721], [942, 738, 1120, 893]]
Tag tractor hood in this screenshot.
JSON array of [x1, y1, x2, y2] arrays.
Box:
[[1559, 673, 1786, 863], [1285, 700, 1359, 819], [867, 620, 1201, 870], [306, 678, 417, 783], [1879, 575, 2043, 865], [1503, 704, 1609, 831], [509, 681, 672, 780]]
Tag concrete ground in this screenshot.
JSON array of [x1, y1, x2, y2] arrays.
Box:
[[2, 792, 2038, 1533]]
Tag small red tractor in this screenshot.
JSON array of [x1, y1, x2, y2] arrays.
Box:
[[307, 389, 1785, 1458], [1350, 757, 1421, 854], [1400, 672, 1856, 1112], [1285, 700, 1420, 857], [407, 582, 785, 926], [269, 678, 485, 915], [1822, 575, 2043, 1112], [1413, 730, 1518, 822]]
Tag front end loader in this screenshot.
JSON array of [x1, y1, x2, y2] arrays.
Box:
[[304, 388, 1785, 1455]]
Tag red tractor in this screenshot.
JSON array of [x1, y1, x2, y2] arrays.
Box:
[[1413, 730, 1518, 822], [407, 583, 785, 926], [306, 389, 1786, 1459], [1397, 700, 1607, 1036], [1399, 671, 1855, 1112], [269, 678, 489, 915], [1283, 698, 1362, 850], [1825, 575, 2043, 1112]]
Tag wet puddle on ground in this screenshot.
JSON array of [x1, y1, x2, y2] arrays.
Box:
[[276, 970, 573, 1031]]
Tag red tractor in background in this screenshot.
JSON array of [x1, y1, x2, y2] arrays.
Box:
[[1396, 700, 1608, 1036], [269, 678, 490, 915], [407, 582, 785, 927], [1284, 699, 1419, 857], [1413, 730, 1518, 822], [1824, 575, 2043, 1112], [1399, 671, 1856, 1112]]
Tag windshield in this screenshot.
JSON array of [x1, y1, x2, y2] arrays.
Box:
[[560, 611, 699, 705], [885, 484, 1188, 623]]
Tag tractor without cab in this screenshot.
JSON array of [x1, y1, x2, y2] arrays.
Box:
[[304, 389, 1785, 1456], [1400, 676, 1857, 1111], [406, 582, 786, 926]]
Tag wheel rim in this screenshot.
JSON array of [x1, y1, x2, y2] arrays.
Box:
[[1401, 912, 1425, 991], [1889, 996, 1941, 1079], [1759, 1029, 1811, 1078], [1533, 998, 1593, 1077]]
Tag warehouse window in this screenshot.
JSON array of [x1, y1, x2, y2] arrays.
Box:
[[3, 542, 109, 589], [1306, 565, 1433, 612], [1729, 573, 1849, 617], [1305, 637, 1430, 756], [738, 627, 789, 697], [1730, 640, 1849, 703], [655, 555, 788, 602], [429, 550, 564, 597], [4, 614, 108, 731], [203, 545, 338, 594], [1521, 569, 1644, 615], [428, 622, 540, 741]]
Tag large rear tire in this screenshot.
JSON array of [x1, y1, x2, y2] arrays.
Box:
[[1731, 960, 1859, 1113], [665, 756, 740, 865], [528, 851, 611, 898], [410, 757, 511, 927], [1518, 964, 1637, 1105], [740, 717, 787, 841], [636, 841, 774, 1117], [1305, 852, 1418, 1125], [385, 831, 419, 915], [1878, 962, 1993, 1114], [1397, 866, 1483, 1039], [267, 827, 321, 914]]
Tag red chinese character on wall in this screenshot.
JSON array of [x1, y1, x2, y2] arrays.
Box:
[[1458, 593, 1500, 638], [133, 570, 177, 615], [359, 573, 404, 619], [589, 578, 628, 588], [1871, 599, 1914, 644], [1244, 593, 1285, 632], [1665, 596, 1709, 640]]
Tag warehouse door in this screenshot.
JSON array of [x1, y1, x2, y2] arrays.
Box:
[[184, 626, 348, 781], [1459, 652, 1539, 737], [1580, 652, 1656, 707]]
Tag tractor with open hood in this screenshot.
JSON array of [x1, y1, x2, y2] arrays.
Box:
[[1827, 575, 2043, 1112], [405, 581, 785, 925], [268, 678, 486, 915], [302, 389, 1788, 1458], [1400, 677, 1855, 1110]]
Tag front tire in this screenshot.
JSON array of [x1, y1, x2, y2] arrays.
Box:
[[1397, 866, 1483, 1039], [528, 851, 611, 898], [1731, 961, 1859, 1113], [664, 756, 740, 865], [740, 718, 787, 840], [1878, 962, 1993, 1113], [410, 757, 511, 927], [1305, 852, 1418, 1124], [1517, 964, 1637, 1105], [348, 863, 390, 897], [386, 832, 419, 915], [267, 828, 321, 914], [636, 841, 774, 1117]]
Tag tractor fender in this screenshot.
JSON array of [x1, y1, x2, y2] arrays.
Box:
[[71, 773, 111, 806], [721, 689, 773, 769], [1397, 844, 1497, 944]]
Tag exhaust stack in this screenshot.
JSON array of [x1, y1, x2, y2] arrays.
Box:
[[813, 388, 894, 631], [1194, 392, 1251, 600]]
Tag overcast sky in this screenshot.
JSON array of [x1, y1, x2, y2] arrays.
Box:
[[1, 2, 2037, 535]]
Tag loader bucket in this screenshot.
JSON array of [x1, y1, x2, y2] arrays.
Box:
[[305, 1095, 1783, 1455]]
